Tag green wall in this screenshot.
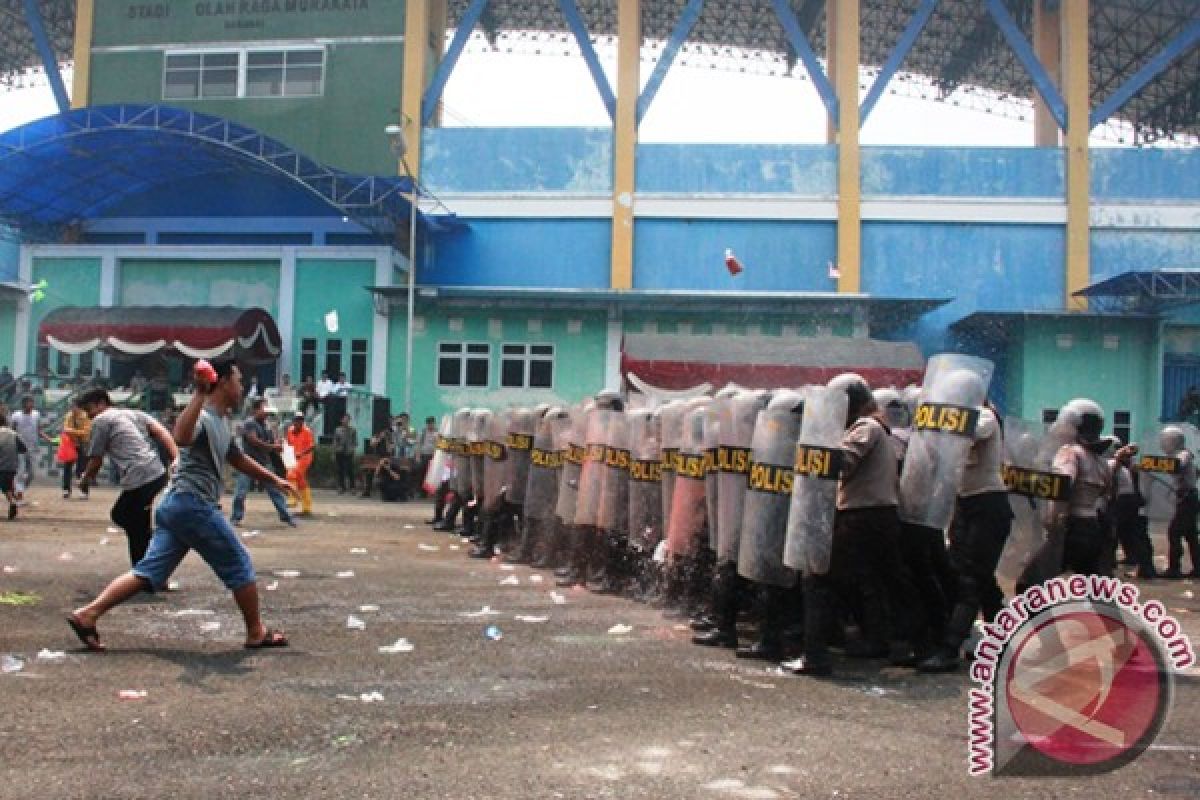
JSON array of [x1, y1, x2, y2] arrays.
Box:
[[119, 259, 279, 312], [622, 310, 855, 337], [88, 0, 406, 174], [389, 309, 608, 426], [292, 258, 376, 384], [29, 257, 104, 370], [0, 302, 17, 374], [1014, 317, 1159, 438]]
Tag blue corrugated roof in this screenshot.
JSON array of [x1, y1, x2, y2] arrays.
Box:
[[0, 104, 455, 238]]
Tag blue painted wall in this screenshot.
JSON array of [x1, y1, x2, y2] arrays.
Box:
[[423, 128, 612, 193], [1092, 149, 1200, 201], [638, 145, 836, 195], [1091, 230, 1200, 283], [427, 219, 611, 288], [862, 221, 1065, 352], [862, 148, 1063, 197], [634, 219, 836, 291]]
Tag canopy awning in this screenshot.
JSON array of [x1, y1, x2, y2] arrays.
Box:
[[1073, 269, 1200, 313], [621, 333, 925, 391], [38, 306, 282, 364]]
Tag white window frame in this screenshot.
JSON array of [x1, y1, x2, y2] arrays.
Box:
[[437, 341, 491, 389], [162, 46, 326, 100], [499, 342, 555, 390]]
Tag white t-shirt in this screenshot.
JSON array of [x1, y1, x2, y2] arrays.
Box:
[[10, 409, 39, 449], [316, 379, 334, 399], [331, 381, 349, 397]]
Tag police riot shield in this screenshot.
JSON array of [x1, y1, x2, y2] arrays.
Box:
[[481, 410, 510, 513], [504, 407, 537, 507], [658, 400, 688, 534], [992, 417, 1066, 594], [667, 400, 712, 558], [737, 390, 804, 588], [574, 408, 616, 528], [555, 406, 587, 526], [468, 409, 491, 500], [422, 415, 453, 495], [627, 409, 663, 551], [897, 354, 994, 531], [783, 387, 849, 576], [524, 408, 566, 522], [715, 390, 768, 563], [702, 403, 721, 550], [446, 408, 471, 497], [597, 412, 631, 535], [1133, 423, 1200, 522]]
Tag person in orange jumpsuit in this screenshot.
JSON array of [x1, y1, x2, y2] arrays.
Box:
[[284, 411, 315, 516]]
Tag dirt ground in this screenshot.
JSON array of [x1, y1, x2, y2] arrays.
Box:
[[1, 484, 1197, 799]]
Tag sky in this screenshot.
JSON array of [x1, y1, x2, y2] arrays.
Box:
[[0, 49, 1049, 146]]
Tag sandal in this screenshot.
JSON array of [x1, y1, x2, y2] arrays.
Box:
[[245, 629, 289, 649], [66, 615, 107, 652]]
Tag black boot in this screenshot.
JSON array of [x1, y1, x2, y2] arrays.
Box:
[[786, 574, 834, 677], [736, 584, 784, 661], [505, 517, 537, 564], [555, 527, 589, 587], [469, 513, 497, 559], [694, 561, 739, 647]]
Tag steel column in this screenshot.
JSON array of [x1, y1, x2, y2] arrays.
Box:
[[421, 0, 490, 126], [558, 0, 617, 121], [860, 0, 939, 127], [637, 0, 706, 126], [22, 0, 69, 113]]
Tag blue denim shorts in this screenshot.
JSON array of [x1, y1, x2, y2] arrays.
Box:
[[133, 490, 257, 591]]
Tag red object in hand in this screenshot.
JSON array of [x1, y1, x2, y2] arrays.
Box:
[[194, 359, 217, 386], [724, 248, 743, 276]]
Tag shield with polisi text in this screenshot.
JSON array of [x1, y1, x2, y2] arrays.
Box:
[[524, 408, 566, 523], [737, 390, 804, 588], [504, 407, 536, 506], [667, 399, 713, 558], [783, 386, 848, 576], [716, 390, 768, 563], [627, 409, 663, 550]]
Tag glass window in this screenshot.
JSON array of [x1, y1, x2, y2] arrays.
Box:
[[350, 339, 368, 386], [300, 338, 318, 383], [78, 351, 94, 377], [438, 342, 489, 388], [499, 343, 554, 389], [1113, 411, 1132, 445], [56, 350, 70, 376], [165, 48, 324, 100], [324, 339, 342, 378]]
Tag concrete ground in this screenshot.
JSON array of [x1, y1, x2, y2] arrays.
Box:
[[0, 484, 1197, 799]]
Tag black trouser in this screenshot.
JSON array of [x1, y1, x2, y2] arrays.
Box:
[[112, 473, 168, 568], [898, 522, 952, 652], [335, 453, 355, 491], [1062, 517, 1108, 576], [61, 458, 84, 492], [432, 481, 451, 522], [1111, 495, 1155, 576], [711, 560, 749, 634], [1168, 490, 1200, 575], [943, 491, 1013, 650], [804, 506, 917, 667]]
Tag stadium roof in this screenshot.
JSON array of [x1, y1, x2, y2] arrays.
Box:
[[3, 1, 1196, 142]]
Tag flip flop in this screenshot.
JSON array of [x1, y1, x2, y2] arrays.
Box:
[[66, 615, 106, 652], [245, 629, 289, 649]]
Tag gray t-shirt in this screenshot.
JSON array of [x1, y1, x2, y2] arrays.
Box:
[[87, 409, 166, 490], [171, 408, 242, 504], [11, 409, 39, 449], [240, 416, 276, 468]]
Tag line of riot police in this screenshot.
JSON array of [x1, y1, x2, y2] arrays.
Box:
[[422, 354, 1193, 676]]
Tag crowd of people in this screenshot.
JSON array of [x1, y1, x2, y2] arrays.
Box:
[[2, 351, 1189, 664]]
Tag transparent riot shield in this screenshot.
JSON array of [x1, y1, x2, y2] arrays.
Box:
[[555, 406, 587, 526], [703, 403, 721, 550], [468, 409, 492, 500], [597, 412, 631, 535], [627, 409, 663, 551], [783, 387, 848, 575], [715, 390, 768, 564], [481, 411, 512, 513], [423, 414, 453, 495], [450, 408, 473, 497], [574, 408, 616, 528], [897, 354, 994, 531], [658, 400, 688, 536], [737, 390, 804, 588], [504, 407, 537, 507], [667, 400, 712, 558], [524, 408, 566, 523]]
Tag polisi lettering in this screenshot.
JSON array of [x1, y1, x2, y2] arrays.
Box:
[[603, 446, 631, 470], [748, 462, 793, 496], [531, 448, 563, 469], [914, 402, 979, 437], [677, 454, 706, 479], [566, 444, 586, 465], [506, 433, 533, 451], [484, 441, 507, 461], [584, 443, 605, 463], [660, 448, 678, 473], [1002, 465, 1071, 501], [1138, 455, 1180, 474], [794, 445, 843, 480], [716, 446, 753, 475], [630, 458, 662, 483]]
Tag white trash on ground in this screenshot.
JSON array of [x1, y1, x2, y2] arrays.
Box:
[[459, 606, 501, 618], [514, 615, 549, 623], [607, 624, 634, 635], [36, 649, 66, 661], [358, 604, 380, 612], [499, 575, 520, 586], [1, 655, 24, 673], [118, 689, 148, 700], [336, 570, 355, 578], [378, 638, 415, 654], [346, 615, 366, 631], [549, 591, 567, 605]]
